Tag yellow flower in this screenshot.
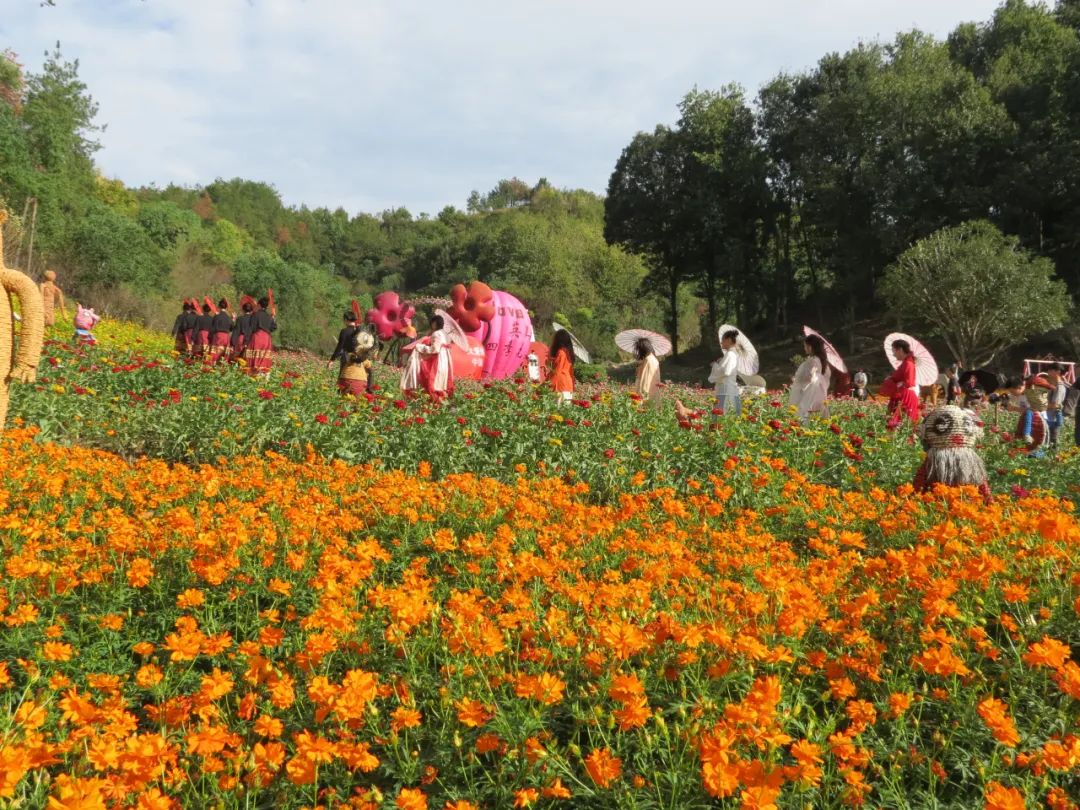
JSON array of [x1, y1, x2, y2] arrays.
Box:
[[549, 438, 563, 447]]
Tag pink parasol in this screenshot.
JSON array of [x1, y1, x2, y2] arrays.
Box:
[[615, 329, 672, 358], [803, 325, 847, 374], [884, 332, 939, 388]]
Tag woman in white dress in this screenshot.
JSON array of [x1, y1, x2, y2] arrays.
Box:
[[789, 334, 831, 421], [708, 329, 741, 417]]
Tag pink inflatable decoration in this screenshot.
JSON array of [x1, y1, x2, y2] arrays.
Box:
[[450, 336, 485, 381], [479, 290, 533, 380], [366, 292, 416, 341]]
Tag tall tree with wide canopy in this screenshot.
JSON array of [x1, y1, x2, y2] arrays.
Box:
[[880, 220, 1071, 367]]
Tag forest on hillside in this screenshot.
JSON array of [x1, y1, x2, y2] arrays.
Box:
[[2, 0, 1080, 360]]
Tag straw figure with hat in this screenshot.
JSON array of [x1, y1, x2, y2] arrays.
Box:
[[913, 405, 991, 503]]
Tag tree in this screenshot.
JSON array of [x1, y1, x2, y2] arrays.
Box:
[[605, 126, 689, 354], [677, 86, 774, 337], [137, 201, 200, 250], [66, 202, 166, 291], [880, 220, 1071, 367]]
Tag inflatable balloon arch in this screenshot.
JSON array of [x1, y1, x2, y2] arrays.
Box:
[[366, 282, 547, 382]]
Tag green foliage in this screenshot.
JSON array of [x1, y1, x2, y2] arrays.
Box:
[[880, 220, 1072, 366], [66, 202, 167, 291], [231, 249, 351, 351], [202, 218, 250, 266], [136, 200, 201, 250]]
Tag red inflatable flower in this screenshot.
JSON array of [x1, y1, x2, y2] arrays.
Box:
[[448, 281, 495, 333], [366, 291, 416, 341]]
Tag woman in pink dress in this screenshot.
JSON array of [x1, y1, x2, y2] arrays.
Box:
[[882, 339, 921, 428]]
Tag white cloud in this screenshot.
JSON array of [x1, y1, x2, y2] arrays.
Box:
[[2, 0, 1003, 215]]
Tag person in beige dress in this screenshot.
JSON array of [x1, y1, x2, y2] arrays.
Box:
[[633, 337, 661, 405], [40, 270, 66, 327]]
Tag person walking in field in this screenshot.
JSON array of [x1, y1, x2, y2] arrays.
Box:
[[883, 339, 921, 429], [1043, 364, 1068, 448], [328, 310, 362, 385], [409, 315, 454, 404], [338, 330, 375, 397], [789, 333, 831, 421], [549, 329, 575, 405], [208, 300, 233, 365], [171, 301, 197, 354], [633, 338, 660, 406], [193, 302, 213, 358], [230, 298, 255, 362], [709, 330, 741, 417], [244, 296, 277, 375]]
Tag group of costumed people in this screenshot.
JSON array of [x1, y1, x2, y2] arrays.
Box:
[[171, 294, 277, 374]]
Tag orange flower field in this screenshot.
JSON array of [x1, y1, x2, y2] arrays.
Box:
[[1, 422, 1079, 808]]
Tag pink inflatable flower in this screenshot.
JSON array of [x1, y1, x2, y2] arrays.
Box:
[[366, 292, 416, 341]]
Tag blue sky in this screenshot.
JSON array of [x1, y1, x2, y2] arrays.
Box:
[[3, 0, 1003, 216]]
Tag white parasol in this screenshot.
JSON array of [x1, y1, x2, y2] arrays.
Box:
[[884, 332, 939, 388], [435, 309, 472, 351], [552, 322, 591, 363], [717, 324, 759, 375], [615, 329, 672, 358], [803, 325, 847, 374]]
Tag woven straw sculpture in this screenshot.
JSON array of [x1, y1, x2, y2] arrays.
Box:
[[917, 405, 987, 489], [0, 210, 45, 429]]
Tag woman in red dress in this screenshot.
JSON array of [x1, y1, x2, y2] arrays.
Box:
[[244, 297, 277, 375], [883, 339, 921, 428]]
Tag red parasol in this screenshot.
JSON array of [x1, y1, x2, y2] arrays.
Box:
[[204, 296, 219, 315], [615, 329, 672, 358], [803, 325, 847, 374], [240, 294, 257, 311], [267, 289, 277, 318], [351, 299, 362, 323], [884, 332, 939, 388]]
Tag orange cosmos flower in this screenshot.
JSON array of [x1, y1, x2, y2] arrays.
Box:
[[542, 778, 572, 799], [983, 782, 1025, 810], [46, 775, 108, 810], [977, 698, 1020, 748], [396, 787, 428, 810], [391, 706, 423, 732], [42, 642, 74, 662], [126, 558, 154, 588], [513, 788, 539, 808], [175, 589, 205, 609], [584, 747, 622, 788], [888, 693, 912, 718], [1022, 636, 1071, 670], [455, 698, 492, 728]]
